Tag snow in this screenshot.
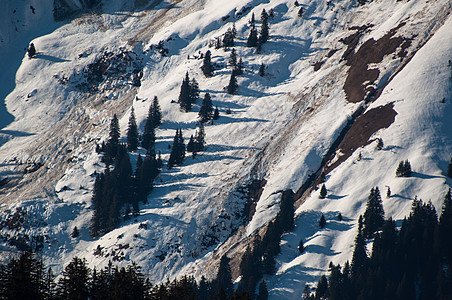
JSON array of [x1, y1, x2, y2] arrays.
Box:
[[0, 0, 450, 295]]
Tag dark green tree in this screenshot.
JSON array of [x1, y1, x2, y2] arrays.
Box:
[[229, 48, 237, 68], [168, 129, 185, 168], [319, 184, 327, 199], [151, 96, 162, 128], [71, 226, 80, 238], [213, 107, 220, 120], [439, 189, 452, 262], [351, 228, 368, 280], [199, 93, 213, 123], [258, 63, 265, 77], [235, 57, 244, 76], [201, 50, 214, 77], [179, 72, 193, 112], [127, 107, 139, 152], [396, 159, 412, 177], [28, 43, 36, 58], [57, 257, 90, 300], [194, 123, 206, 152], [247, 14, 258, 47], [223, 28, 235, 48], [257, 280, 268, 300], [298, 239, 304, 253], [142, 105, 156, 153], [362, 187, 385, 238], [319, 213, 326, 228], [259, 9, 269, 44], [298, 7, 304, 18], [227, 72, 238, 94], [214, 255, 233, 298], [278, 190, 295, 232]]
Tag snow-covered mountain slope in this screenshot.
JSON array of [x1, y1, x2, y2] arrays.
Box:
[[0, 0, 451, 297]]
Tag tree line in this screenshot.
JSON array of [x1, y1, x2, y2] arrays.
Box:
[[303, 188, 452, 300]]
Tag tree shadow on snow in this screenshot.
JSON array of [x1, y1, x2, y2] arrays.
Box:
[[34, 53, 70, 63], [410, 172, 443, 180]]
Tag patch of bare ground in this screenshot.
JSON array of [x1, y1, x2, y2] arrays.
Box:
[[327, 103, 397, 174], [343, 23, 412, 103]]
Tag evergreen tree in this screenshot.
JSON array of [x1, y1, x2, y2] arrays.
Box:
[[298, 7, 304, 18], [396, 159, 412, 177], [278, 190, 295, 232], [257, 280, 268, 300], [386, 186, 391, 198], [376, 138, 384, 150], [189, 77, 200, 104], [439, 189, 452, 262], [194, 123, 206, 152], [168, 129, 185, 168], [223, 28, 235, 48], [71, 226, 80, 238], [142, 104, 156, 153], [227, 72, 238, 94], [259, 9, 269, 44], [229, 48, 237, 68], [179, 72, 193, 112], [337, 212, 343, 221], [319, 184, 327, 199], [213, 107, 220, 120], [201, 50, 214, 77], [199, 93, 213, 123], [258, 63, 265, 77], [187, 135, 195, 154], [104, 114, 120, 163], [362, 187, 385, 238], [298, 239, 304, 253], [215, 255, 233, 298], [447, 158, 452, 178], [351, 228, 368, 280], [247, 14, 258, 47], [235, 58, 244, 76], [315, 275, 328, 299], [127, 107, 139, 152], [57, 257, 90, 300], [319, 214, 326, 228], [151, 96, 162, 127], [28, 43, 36, 58]]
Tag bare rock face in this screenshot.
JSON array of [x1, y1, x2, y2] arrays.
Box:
[[53, 0, 102, 22]]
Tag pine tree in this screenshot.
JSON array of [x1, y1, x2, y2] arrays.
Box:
[[28, 43, 36, 58], [319, 184, 327, 199], [376, 138, 384, 150], [297, 7, 304, 18], [105, 114, 120, 163], [151, 96, 162, 127], [222, 28, 235, 48], [227, 72, 238, 94], [201, 50, 214, 77], [439, 189, 452, 262], [362, 187, 385, 238], [179, 72, 192, 112], [319, 214, 326, 228], [315, 275, 328, 299], [247, 14, 258, 47], [57, 257, 90, 300], [259, 9, 269, 44], [229, 48, 237, 68], [258, 63, 265, 77], [199, 93, 213, 123], [71, 226, 80, 238], [168, 129, 185, 168], [127, 107, 139, 152], [235, 57, 244, 76], [189, 77, 199, 104], [187, 135, 195, 153], [298, 239, 304, 253], [278, 190, 295, 232], [396, 159, 412, 177], [142, 106, 156, 153], [213, 107, 220, 120], [215, 255, 233, 298], [194, 124, 206, 152], [257, 280, 268, 300], [386, 186, 391, 198], [351, 228, 368, 279], [447, 158, 452, 178]]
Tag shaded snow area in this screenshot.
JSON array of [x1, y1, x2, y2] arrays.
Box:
[[0, 0, 451, 295]]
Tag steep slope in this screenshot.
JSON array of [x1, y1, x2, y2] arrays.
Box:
[[0, 0, 450, 294]]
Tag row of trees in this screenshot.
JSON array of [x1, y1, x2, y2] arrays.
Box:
[[304, 189, 452, 300], [0, 251, 264, 300]]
